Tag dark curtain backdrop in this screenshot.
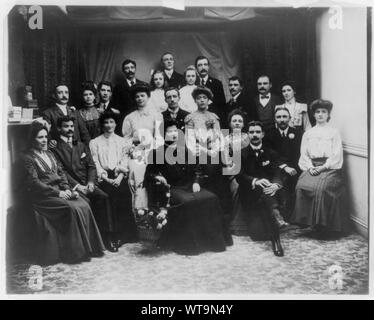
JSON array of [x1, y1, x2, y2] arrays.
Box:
[[12, 7, 319, 110], [240, 10, 319, 104]]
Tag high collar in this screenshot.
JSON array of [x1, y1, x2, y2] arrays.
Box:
[[250, 142, 262, 150], [278, 127, 289, 136], [167, 107, 180, 114]]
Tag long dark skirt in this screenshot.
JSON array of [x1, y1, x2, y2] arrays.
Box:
[[33, 196, 105, 265], [291, 170, 350, 232], [160, 186, 227, 255], [99, 172, 138, 242]]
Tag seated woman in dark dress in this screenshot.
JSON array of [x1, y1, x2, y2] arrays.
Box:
[[16, 121, 105, 265], [144, 120, 228, 255]]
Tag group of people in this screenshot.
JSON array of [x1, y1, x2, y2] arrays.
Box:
[[14, 52, 349, 265]]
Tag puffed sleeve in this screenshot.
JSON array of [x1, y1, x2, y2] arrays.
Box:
[[89, 138, 107, 181], [210, 112, 225, 153], [324, 128, 343, 170], [118, 137, 130, 173], [298, 131, 314, 171], [184, 114, 196, 153], [122, 115, 133, 144], [300, 104, 312, 131]]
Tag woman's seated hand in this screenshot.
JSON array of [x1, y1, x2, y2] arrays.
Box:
[[112, 173, 124, 188], [59, 190, 72, 200], [263, 183, 281, 196], [192, 183, 201, 193], [308, 166, 325, 176]]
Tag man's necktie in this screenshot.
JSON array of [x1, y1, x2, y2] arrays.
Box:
[[67, 138, 73, 148], [130, 80, 135, 87], [201, 79, 205, 86]]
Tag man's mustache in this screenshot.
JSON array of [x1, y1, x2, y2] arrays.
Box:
[[127, 71, 135, 75], [200, 69, 208, 73]]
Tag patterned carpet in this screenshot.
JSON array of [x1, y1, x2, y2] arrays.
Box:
[[6, 228, 368, 295]]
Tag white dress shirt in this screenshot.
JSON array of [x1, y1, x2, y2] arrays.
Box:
[[56, 103, 68, 115], [259, 93, 271, 107]]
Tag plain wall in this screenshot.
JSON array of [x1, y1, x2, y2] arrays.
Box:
[[316, 7, 368, 237]]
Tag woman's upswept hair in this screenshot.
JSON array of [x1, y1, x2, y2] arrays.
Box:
[[27, 121, 49, 149]]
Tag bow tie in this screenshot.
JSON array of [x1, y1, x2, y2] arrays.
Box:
[[260, 95, 269, 99]]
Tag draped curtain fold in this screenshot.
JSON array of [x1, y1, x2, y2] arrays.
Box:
[[19, 7, 318, 110], [240, 10, 319, 104], [22, 26, 84, 110]]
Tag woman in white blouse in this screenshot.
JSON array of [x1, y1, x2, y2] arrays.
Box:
[[275, 81, 312, 131], [148, 70, 168, 114], [291, 99, 349, 236], [179, 65, 198, 113], [90, 112, 137, 247]]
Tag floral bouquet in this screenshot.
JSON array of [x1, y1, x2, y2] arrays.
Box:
[[134, 182, 171, 243]]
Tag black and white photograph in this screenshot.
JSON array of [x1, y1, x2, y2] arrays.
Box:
[[0, 0, 371, 300]]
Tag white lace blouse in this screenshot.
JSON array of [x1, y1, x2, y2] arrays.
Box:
[[298, 124, 343, 171]]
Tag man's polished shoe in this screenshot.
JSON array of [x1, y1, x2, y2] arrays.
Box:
[[271, 236, 284, 257], [115, 239, 123, 248], [106, 241, 119, 253]]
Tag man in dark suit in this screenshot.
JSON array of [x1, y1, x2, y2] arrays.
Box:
[[42, 84, 91, 146], [195, 55, 226, 117], [222, 76, 253, 129], [162, 87, 189, 132], [97, 81, 122, 136], [265, 107, 303, 220], [161, 52, 184, 89], [251, 75, 282, 134], [236, 121, 285, 256], [97, 81, 120, 114], [53, 115, 118, 252], [112, 59, 147, 117]]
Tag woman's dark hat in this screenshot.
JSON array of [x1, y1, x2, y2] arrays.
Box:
[[310, 99, 333, 113], [191, 85, 214, 100]]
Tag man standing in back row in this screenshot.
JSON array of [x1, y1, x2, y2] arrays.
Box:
[[252, 75, 282, 134], [112, 59, 147, 117], [160, 52, 184, 89], [195, 55, 226, 119]]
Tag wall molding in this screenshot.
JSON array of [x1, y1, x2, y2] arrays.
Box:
[[343, 142, 368, 158], [350, 214, 368, 230], [350, 215, 368, 238]]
